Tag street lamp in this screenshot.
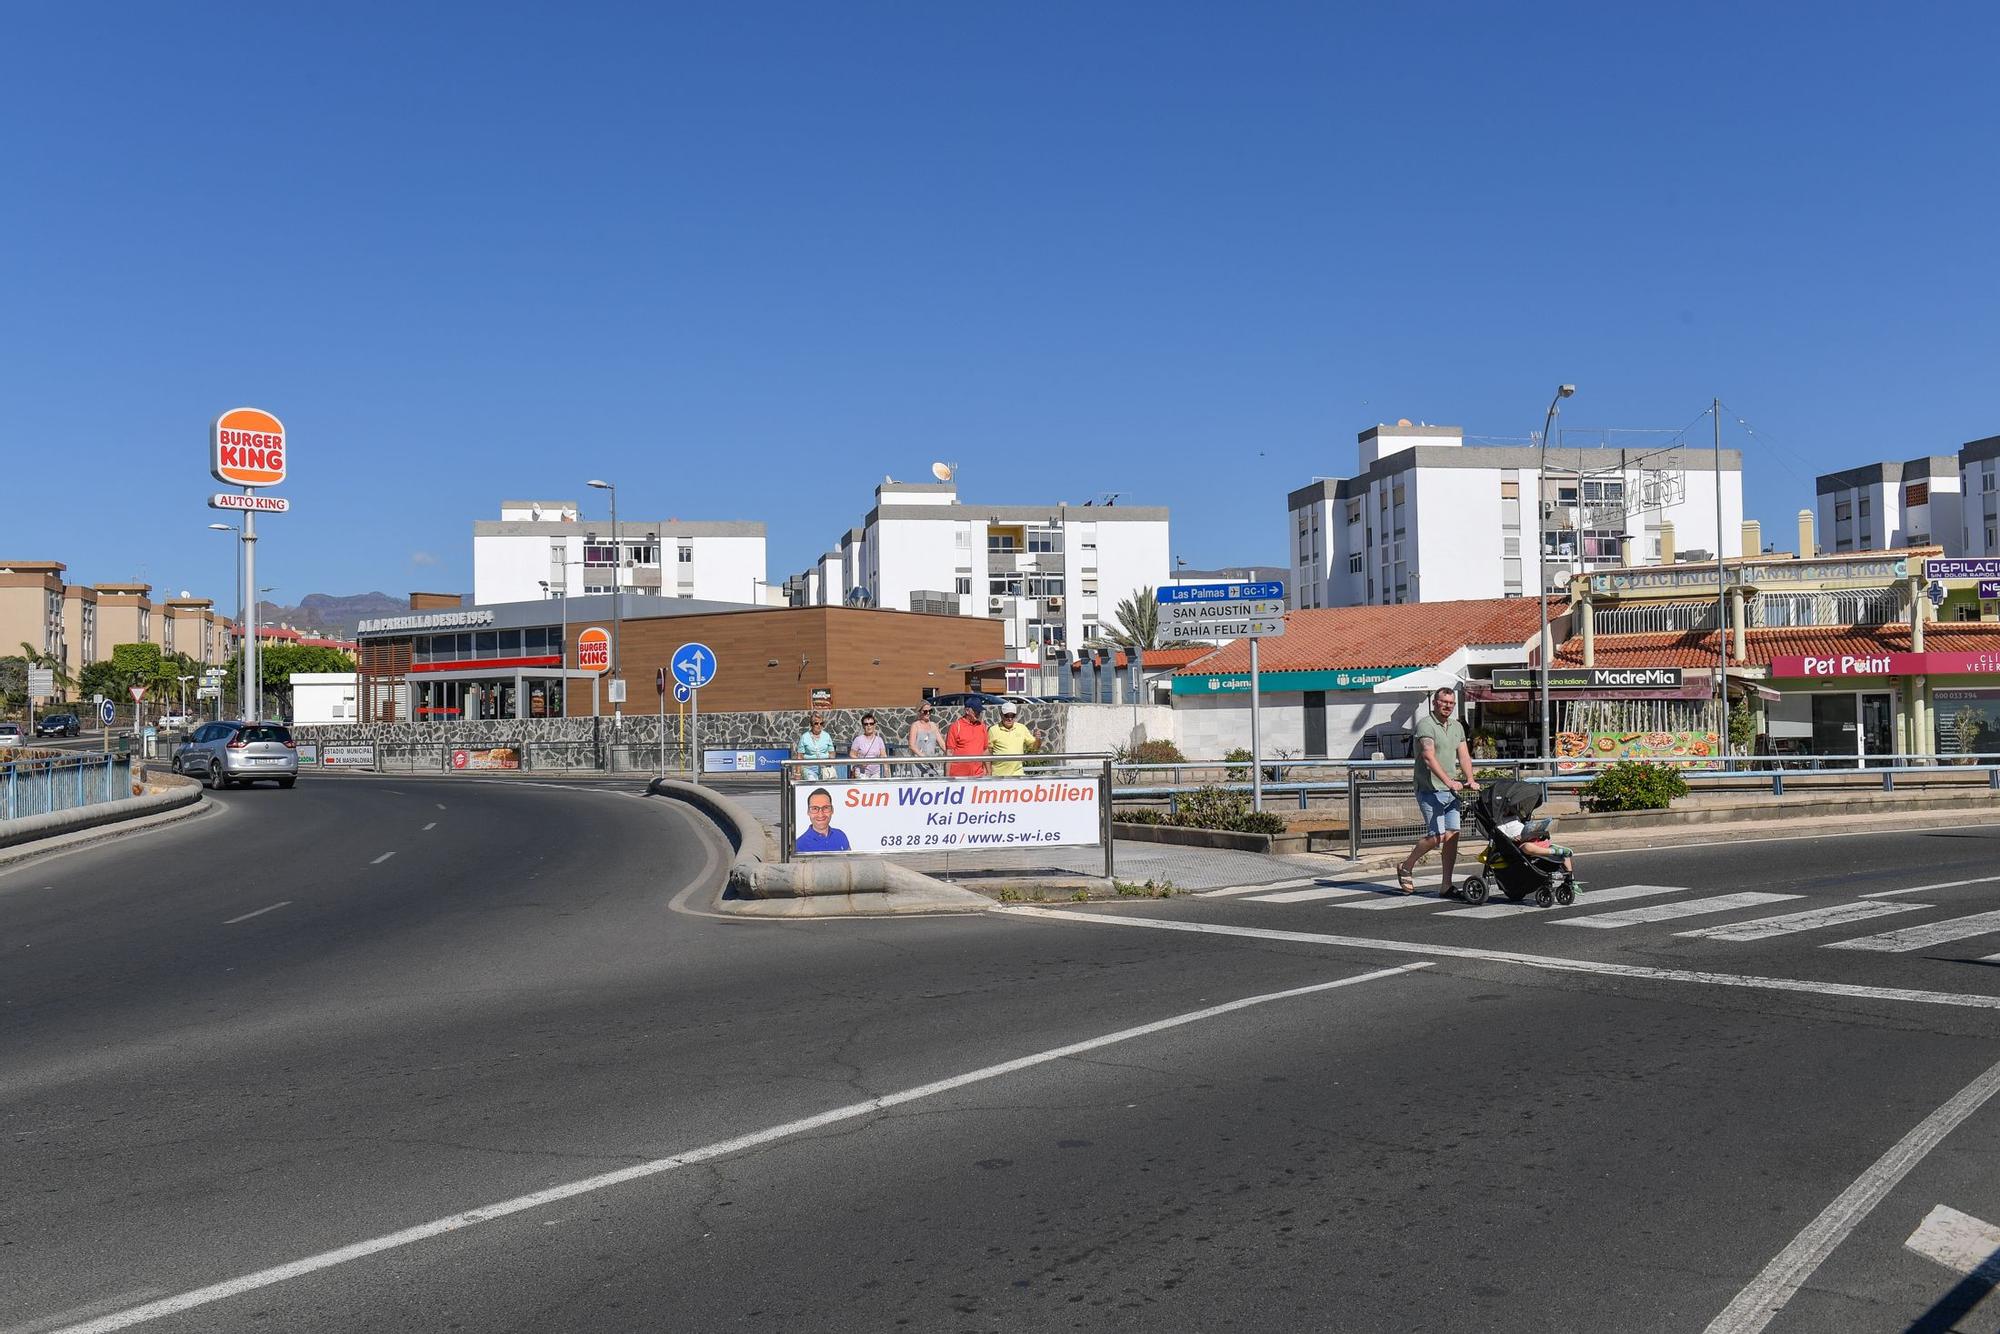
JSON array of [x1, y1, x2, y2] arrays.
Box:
[[1538, 384, 1577, 765], [539, 555, 584, 717], [175, 674, 195, 718], [587, 479, 621, 717], [209, 522, 243, 714]]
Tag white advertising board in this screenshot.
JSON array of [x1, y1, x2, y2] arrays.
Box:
[[26, 668, 54, 698], [791, 777, 1102, 856], [319, 743, 376, 768]]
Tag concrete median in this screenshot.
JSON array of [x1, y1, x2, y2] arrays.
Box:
[[645, 778, 989, 915], [0, 770, 205, 858]]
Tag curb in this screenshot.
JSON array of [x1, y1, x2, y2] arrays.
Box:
[[644, 778, 988, 916], [0, 773, 206, 864]]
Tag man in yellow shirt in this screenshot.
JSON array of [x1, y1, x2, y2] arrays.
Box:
[[986, 701, 1043, 776]]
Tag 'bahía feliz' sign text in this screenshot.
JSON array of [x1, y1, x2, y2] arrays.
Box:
[[211, 407, 287, 488]]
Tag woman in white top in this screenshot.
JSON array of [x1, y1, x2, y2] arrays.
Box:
[[849, 713, 888, 779], [906, 701, 943, 777]]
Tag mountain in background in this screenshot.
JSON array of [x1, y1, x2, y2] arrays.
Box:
[[255, 591, 411, 639]]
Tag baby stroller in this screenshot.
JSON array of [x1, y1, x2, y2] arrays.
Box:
[[1452, 779, 1577, 908]]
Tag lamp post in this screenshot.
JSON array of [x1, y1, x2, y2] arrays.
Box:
[[175, 674, 195, 718], [1538, 384, 1577, 764], [587, 479, 621, 719], [253, 586, 276, 719], [539, 555, 583, 716], [209, 522, 243, 715]]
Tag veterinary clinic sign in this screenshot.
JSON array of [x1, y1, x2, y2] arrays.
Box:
[[211, 407, 287, 487], [1770, 650, 2000, 678], [790, 777, 1102, 855]]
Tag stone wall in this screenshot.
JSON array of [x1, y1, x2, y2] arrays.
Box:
[[292, 701, 1077, 757]]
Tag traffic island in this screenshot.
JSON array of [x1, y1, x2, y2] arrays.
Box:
[[645, 778, 990, 916], [0, 766, 204, 862]]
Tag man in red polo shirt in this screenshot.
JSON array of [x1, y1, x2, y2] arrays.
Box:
[[944, 700, 990, 778]]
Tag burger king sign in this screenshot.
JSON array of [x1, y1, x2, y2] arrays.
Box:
[[211, 407, 286, 488]]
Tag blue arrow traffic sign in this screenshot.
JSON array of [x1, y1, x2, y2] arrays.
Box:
[[674, 682, 692, 704], [671, 641, 717, 689], [100, 699, 116, 725], [1157, 581, 1285, 604]]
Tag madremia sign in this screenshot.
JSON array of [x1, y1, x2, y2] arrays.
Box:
[[792, 778, 1102, 855]]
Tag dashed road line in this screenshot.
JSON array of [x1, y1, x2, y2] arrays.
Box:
[[1555, 892, 1799, 929], [1864, 874, 2000, 899], [221, 902, 290, 925], [1247, 885, 1382, 904], [1677, 901, 1924, 942], [370, 851, 396, 865], [1826, 908, 2000, 954], [422, 822, 437, 831]]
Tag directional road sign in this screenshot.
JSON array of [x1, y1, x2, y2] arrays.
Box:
[[1157, 581, 1285, 605], [674, 682, 692, 704], [672, 641, 717, 690], [100, 699, 116, 725], [1162, 598, 1285, 625], [1161, 617, 1285, 642], [27, 668, 54, 698]]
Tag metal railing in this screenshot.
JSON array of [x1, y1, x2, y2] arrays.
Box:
[[2, 752, 133, 820]]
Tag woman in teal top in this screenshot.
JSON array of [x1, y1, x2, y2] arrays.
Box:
[[795, 714, 837, 781]]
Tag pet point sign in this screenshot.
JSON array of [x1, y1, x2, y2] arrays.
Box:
[[211, 407, 287, 487]]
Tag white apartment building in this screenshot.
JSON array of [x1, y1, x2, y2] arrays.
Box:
[[1288, 422, 1744, 608], [473, 500, 767, 606], [1815, 435, 2000, 559], [786, 481, 1171, 659]]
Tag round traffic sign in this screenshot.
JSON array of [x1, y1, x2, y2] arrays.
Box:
[[674, 682, 692, 704], [671, 641, 717, 690]]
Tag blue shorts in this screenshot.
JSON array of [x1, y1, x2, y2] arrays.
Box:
[[1416, 788, 1460, 836]]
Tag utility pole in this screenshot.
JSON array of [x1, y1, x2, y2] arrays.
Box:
[[1713, 398, 1729, 748]]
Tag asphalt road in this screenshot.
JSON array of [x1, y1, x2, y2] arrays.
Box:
[[7, 780, 2000, 1332]]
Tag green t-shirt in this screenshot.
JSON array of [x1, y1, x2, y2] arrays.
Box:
[[1412, 711, 1467, 792]]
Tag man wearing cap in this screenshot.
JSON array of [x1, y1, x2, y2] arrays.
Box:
[[944, 700, 990, 778], [986, 702, 1044, 777]]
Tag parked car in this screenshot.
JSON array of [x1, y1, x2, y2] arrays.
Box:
[[171, 720, 299, 789], [35, 713, 81, 737], [0, 722, 22, 749], [156, 712, 194, 729]]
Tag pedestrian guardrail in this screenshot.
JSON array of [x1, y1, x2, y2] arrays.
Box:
[[1, 752, 133, 820]]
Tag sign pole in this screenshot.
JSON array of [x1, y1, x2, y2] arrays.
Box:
[[243, 498, 258, 720], [1249, 634, 1263, 813], [691, 685, 700, 779], [657, 669, 667, 778]]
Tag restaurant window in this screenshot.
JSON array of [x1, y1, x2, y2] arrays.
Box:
[[475, 631, 498, 658]]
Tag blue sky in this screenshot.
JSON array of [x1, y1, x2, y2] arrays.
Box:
[[4, 2, 1996, 609]]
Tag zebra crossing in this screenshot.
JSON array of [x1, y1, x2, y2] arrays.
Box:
[[1196, 875, 2000, 958]]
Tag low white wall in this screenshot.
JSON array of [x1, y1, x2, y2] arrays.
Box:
[[1170, 692, 1426, 760], [1063, 703, 1176, 757]]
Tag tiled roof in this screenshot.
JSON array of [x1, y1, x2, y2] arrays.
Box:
[[1174, 597, 1562, 676], [1554, 623, 2000, 668]]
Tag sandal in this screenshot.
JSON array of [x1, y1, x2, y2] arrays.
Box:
[[1395, 863, 1416, 894]]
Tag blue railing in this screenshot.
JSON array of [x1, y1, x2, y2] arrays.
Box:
[[1, 753, 134, 821]]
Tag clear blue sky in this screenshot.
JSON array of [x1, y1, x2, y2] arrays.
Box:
[[5, 2, 1996, 609]]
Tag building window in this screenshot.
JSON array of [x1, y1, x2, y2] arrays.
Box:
[[1957, 605, 1982, 622], [677, 543, 693, 563], [1346, 502, 1361, 525], [955, 528, 971, 548], [1028, 528, 1060, 553], [1907, 483, 1929, 507], [955, 576, 971, 595], [1500, 479, 1519, 499], [1348, 554, 1363, 574], [626, 544, 658, 565], [1858, 495, 1872, 517], [584, 544, 618, 566]]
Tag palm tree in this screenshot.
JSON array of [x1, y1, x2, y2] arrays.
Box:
[[1103, 588, 1161, 650]]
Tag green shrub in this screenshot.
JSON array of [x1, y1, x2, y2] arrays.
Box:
[[1235, 810, 1287, 836], [1171, 785, 1288, 836], [1114, 807, 1167, 824], [1581, 761, 1689, 812], [1224, 747, 1254, 780], [1474, 766, 1517, 784], [1118, 739, 1186, 765]]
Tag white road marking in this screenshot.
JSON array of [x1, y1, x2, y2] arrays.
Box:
[[370, 851, 395, 865], [2, 1290, 169, 1334], [422, 822, 437, 831], [221, 902, 290, 925], [1000, 907, 2000, 1010], [41, 962, 1429, 1334], [1677, 901, 1924, 942], [1904, 1203, 2000, 1282], [1556, 892, 1799, 929], [1198, 878, 1316, 897], [435, 803, 446, 810], [1443, 883, 1691, 919], [1247, 886, 1381, 904], [1337, 892, 1444, 910], [1864, 873, 2000, 899], [1826, 908, 2000, 954], [1702, 1054, 2000, 1334]]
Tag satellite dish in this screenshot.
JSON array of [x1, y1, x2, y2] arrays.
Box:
[[931, 461, 954, 483], [530, 504, 543, 521], [1397, 418, 1413, 427]]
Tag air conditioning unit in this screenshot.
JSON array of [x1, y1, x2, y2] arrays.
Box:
[[1047, 595, 1064, 609], [989, 596, 1006, 611]]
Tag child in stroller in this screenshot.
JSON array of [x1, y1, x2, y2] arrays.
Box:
[[1449, 779, 1578, 908]]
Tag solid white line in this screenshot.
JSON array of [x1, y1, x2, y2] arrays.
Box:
[[1864, 874, 2000, 898], [1337, 891, 1443, 910], [1247, 886, 1380, 904], [1198, 878, 1316, 898], [1441, 883, 1692, 919], [421, 822, 437, 831], [3, 1291, 169, 1334], [1702, 1053, 2000, 1334], [370, 852, 395, 865], [1676, 901, 1924, 942], [1826, 909, 2000, 954], [43, 962, 1430, 1334], [1555, 892, 1800, 929], [999, 907, 2000, 1010], [220, 901, 290, 925], [1904, 1204, 2000, 1280]]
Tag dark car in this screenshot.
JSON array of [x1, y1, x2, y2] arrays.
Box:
[[35, 713, 81, 738]]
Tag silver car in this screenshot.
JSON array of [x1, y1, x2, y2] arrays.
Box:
[[172, 721, 299, 789]]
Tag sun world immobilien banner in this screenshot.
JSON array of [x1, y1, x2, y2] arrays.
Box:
[[791, 777, 1101, 855]]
